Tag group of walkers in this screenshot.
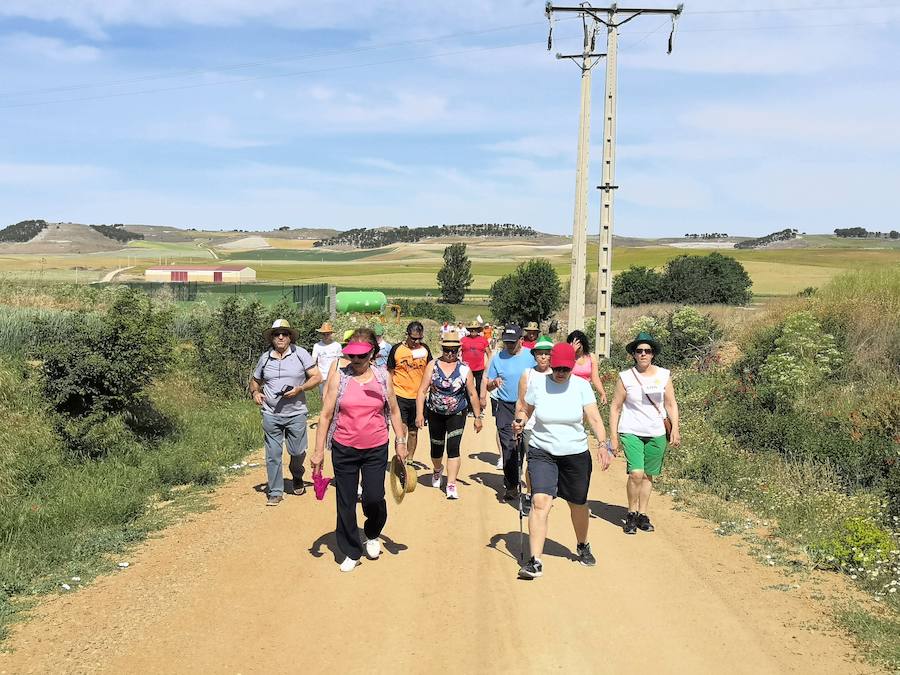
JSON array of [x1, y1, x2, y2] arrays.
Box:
[[250, 317, 681, 577]]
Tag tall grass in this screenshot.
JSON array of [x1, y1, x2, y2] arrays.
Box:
[[0, 359, 260, 640]]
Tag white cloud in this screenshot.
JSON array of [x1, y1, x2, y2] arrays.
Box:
[[0, 33, 101, 63], [354, 158, 411, 174], [142, 115, 272, 149], [0, 162, 107, 185]]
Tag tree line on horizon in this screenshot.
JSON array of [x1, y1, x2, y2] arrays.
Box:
[[313, 223, 537, 249], [834, 227, 899, 239]]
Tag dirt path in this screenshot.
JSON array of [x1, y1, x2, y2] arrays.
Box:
[[99, 266, 133, 283], [0, 415, 877, 674]]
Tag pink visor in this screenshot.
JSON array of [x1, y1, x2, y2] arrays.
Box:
[[342, 341, 373, 356]]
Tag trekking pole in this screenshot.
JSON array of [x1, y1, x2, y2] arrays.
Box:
[[516, 433, 526, 563]]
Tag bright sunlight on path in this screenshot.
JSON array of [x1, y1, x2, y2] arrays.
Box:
[[99, 266, 133, 283], [0, 414, 877, 674]]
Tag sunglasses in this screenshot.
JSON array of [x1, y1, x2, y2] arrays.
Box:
[[442, 347, 459, 353], [533, 351, 551, 357], [347, 353, 371, 360], [407, 335, 423, 342], [633, 348, 654, 355], [551, 366, 572, 373], [272, 332, 291, 338]]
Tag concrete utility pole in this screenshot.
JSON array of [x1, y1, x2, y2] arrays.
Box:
[[546, 2, 683, 356], [547, 5, 606, 333]]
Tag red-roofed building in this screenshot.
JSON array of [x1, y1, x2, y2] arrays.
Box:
[[144, 265, 256, 283]]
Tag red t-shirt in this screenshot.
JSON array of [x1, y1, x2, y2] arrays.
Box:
[[521, 340, 537, 349], [460, 335, 489, 372]]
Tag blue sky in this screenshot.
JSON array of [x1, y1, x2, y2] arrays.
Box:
[[0, 1, 898, 236]]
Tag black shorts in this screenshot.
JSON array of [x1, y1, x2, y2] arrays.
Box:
[[527, 446, 592, 505], [396, 396, 418, 430]]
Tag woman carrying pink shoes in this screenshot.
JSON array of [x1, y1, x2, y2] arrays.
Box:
[[415, 330, 483, 499]]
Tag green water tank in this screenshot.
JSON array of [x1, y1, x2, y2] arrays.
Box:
[[336, 291, 387, 314]]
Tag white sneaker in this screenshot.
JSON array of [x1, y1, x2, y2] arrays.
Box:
[[339, 557, 359, 573], [495, 457, 503, 469], [365, 538, 382, 559], [431, 467, 443, 489], [446, 483, 459, 500]]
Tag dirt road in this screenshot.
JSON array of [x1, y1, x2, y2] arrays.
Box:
[[0, 415, 876, 674]]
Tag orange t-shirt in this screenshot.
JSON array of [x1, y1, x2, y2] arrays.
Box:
[[484, 326, 493, 341], [387, 343, 433, 399]]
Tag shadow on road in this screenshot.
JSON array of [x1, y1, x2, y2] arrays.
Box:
[[468, 472, 519, 511], [468, 451, 500, 466], [588, 500, 628, 528], [309, 531, 409, 563], [487, 531, 576, 563]]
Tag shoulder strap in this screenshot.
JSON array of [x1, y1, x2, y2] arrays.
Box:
[[631, 367, 664, 416]]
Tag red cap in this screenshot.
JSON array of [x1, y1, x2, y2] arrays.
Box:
[[549, 342, 576, 369]]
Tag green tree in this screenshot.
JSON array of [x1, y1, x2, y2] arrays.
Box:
[[611, 266, 664, 307], [489, 258, 562, 324], [663, 253, 752, 305], [437, 243, 474, 304]]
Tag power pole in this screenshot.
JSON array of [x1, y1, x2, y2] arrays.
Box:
[[546, 2, 683, 355], [546, 5, 606, 333]]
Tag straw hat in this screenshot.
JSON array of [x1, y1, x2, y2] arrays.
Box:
[[440, 330, 462, 348], [466, 319, 484, 329], [524, 321, 540, 332], [316, 321, 334, 333], [263, 319, 298, 343], [389, 456, 418, 502]]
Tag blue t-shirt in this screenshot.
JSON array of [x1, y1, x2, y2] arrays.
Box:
[[375, 339, 392, 368], [487, 349, 536, 403], [525, 375, 595, 456]]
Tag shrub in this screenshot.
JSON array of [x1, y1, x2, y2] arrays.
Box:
[[612, 266, 664, 307], [623, 307, 720, 368], [664, 253, 752, 305], [392, 298, 455, 323], [808, 517, 896, 570], [489, 258, 562, 325]]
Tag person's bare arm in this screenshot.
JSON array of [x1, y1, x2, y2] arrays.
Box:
[[250, 377, 265, 406], [465, 370, 483, 432], [311, 372, 340, 469], [583, 402, 609, 465], [515, 370, 530, 421], [590, 356, 608, 405], [386, 378, 408, 460], [664, 377, 681, 447], [415, 360, 434, 427], [608, 377, 626, 454]]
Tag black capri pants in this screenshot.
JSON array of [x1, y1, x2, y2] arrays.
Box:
[[426, 409, 467, 459]]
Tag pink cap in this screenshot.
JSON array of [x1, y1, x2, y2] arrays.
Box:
[[549, 343, 576, 369], [342, 341, 373, 356]]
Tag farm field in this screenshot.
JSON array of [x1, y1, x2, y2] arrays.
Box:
[[1, 232, 897, 297]]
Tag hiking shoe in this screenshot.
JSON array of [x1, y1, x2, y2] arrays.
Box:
[[518, 557, 543, 579], [577, 542, 597, 567], [503, 487, 520, 502], [446, 483, 459, 500], [339, 557, 359, 573], [266, 494, 283, 507], [495, 457, 504, 469], [365, 539, 381, 559], [623, 511, 638, 535], [291, 479, 306, 496], [431, 467, 443, 489], [637, 513, 655, 532]]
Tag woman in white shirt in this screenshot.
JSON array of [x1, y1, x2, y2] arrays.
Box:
[[608, 332, 681, 535], [512, 343, 610, 580]]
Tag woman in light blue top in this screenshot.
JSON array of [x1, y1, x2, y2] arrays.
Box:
[[513, 343, 610, 580]]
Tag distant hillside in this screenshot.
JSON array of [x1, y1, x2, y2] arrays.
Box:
[[0, 222, 123, 253], [734, 228, 798, 249], [90, 224, 144, 243], [0, 219, 48, 242], [314, 223, 537, 249]]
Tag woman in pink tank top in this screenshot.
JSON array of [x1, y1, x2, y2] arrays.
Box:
[[566, 330, 609, 406], [311, 327, 407, 573]]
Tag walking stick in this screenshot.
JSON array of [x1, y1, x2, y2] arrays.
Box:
[[516, 433, 526, 563]]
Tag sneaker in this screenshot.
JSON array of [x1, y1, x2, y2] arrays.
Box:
[[431, 467, 443, 489], [365, 539, 381, 559], [576, 542, 597, 566], [446, 483, 459, 500], [266, 494, 283, 507], [503, 487, 520, 502], [637, 513, 655, 532], [357, 483, 363, 502], [517, 557, 543, 579], [623, 511, 638, 535], [339, 557, 359, 573], [291, 479, 306, 496], [495, 457, 503, 469]]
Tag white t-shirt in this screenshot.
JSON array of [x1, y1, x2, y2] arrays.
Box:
[[312, 340, 343, 382], [617, 367, 670, 437], [525, 375, 595, 456], [523, 368, 550, 431]]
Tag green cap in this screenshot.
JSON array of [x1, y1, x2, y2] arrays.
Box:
[[372, 323, 385, 336], [533, 336, 554, 350]]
